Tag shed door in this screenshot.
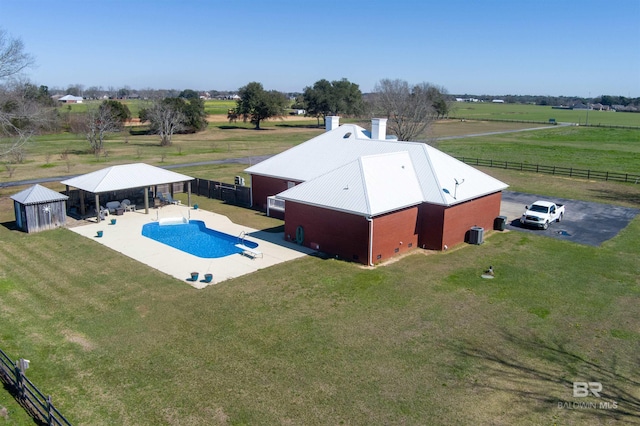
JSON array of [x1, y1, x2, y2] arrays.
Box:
[[14, 202, 23, 230]]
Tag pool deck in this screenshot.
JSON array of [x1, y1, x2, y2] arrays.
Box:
[[68, 204, 314, 289]]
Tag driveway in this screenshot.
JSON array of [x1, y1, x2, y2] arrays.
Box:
[[500, 191, 639, 246]]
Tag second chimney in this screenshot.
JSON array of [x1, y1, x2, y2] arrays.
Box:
[[371, 118, 387, 140], [326, 116, 340, 131]]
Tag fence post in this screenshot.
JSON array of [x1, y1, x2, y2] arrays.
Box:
[[14, 363, 24, 399], [47, 395, 56, 426]]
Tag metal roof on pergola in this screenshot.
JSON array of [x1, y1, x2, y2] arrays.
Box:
[[61, 163, 193, 193], [61, 163, 194, 222]]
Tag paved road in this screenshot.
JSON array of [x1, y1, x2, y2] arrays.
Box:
[[0, 155, 273, 189], [437, 122, 571, 141], [500, 191, 639, 246]]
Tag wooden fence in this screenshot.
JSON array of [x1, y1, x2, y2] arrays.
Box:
[[0, 348, 72, 426], [455, 157, 640, 184], [193, 178, 251, 207]]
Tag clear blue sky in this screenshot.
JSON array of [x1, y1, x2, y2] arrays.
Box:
[[2, 0, 639, 96]]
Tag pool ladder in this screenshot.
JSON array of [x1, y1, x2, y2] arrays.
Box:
[[237, 231, 246, 246]]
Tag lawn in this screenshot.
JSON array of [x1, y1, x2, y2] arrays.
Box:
[[436, 126, 640, 174], [1, 116, 639, 425], [450, 102, 640, 128], [0, 187, 638, 425]]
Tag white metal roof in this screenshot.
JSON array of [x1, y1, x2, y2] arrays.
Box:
[[277, 152, 423, 216], [60, 163, 194, 193], [10, 184, 69, 205], [247, 124, 508, 208]]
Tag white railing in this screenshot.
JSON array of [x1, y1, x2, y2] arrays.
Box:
[[267, 196, 285, 216]]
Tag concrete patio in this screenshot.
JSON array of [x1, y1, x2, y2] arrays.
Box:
[[68, 204, 314, 289]]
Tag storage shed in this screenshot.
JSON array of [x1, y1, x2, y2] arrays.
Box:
[[10, 184, 69, 233]]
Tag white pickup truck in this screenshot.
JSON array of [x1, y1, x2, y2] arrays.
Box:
[[520, 200, 565, 229]]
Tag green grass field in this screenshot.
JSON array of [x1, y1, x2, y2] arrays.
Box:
[[451, 102, 640, 127], [1, 111, 639, 425], [0, 187, 638, 425], [437, 126, 640, 174]]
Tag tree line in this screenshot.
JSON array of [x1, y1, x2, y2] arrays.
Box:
[[5, 25, 637, 167]]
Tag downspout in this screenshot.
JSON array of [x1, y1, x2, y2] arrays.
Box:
[[367, 216, 374, 266]]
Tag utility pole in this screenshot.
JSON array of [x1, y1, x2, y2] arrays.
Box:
[[585, 92, 590, 126]]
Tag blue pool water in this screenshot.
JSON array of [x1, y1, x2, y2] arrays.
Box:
[[141, 220, 258, 258]]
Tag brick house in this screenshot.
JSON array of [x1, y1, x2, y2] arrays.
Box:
[[245, 117, 508, 265]]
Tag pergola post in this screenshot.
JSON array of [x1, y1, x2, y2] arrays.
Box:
[[94, 193, 101, 222], [144, 187, 149, 214], [187, 181, 192, 207], [80, 190, 86, 216]]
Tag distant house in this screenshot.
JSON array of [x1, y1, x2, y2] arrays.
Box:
[[572, 103, 589, 110], [58, 94, 83, 103], [244, 117, 508, 265], [492, 99, 505, 103]]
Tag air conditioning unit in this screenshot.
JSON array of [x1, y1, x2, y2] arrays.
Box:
[[468, 226, 484, 245]]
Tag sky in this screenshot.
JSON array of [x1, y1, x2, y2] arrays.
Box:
[[1, 0, 639, 97]]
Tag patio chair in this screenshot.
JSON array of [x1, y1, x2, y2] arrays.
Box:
[[202, 273, 213, 283], [121, 199, 135, 212], [106, 201, 121, 214], [162, 192, 179, 205]]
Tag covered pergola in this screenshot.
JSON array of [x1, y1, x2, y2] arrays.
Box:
[[61, 163, 194, 222]]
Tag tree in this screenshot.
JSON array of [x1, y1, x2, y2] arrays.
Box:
[[177, 97, 207, 132], [302, 78, 364, 126], [179, 89, 200, 100], [0, 29, 34, 80], [66, 84, 84, 97], [233, 82, 287, 129], [368, 79, 448, 141], [1, 29, 46, 160], [102, 99, 131, 123], [139, 100, 185, 146], [82, 102, 126, 156]]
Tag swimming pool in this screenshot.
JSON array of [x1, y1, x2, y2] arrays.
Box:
[[141, 220, 258, 258]]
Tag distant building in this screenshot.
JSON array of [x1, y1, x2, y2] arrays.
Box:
[[492, 99, 505, 103], [57, 94, 83, 103]]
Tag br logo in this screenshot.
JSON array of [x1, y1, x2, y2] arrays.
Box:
[[573, 382, 602, 398]]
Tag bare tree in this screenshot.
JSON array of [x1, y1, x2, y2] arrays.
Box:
[[0, 29, 34, 80], [1, 80, 55, 159], [0, 29, 41, 160], [140, 100, 185, 146], [368, 79, 447, 141], [82, 104, 122, 157]]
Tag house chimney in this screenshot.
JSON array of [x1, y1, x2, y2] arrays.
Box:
[[326, 116, 340, 131], [371, 118, 387, 140]]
